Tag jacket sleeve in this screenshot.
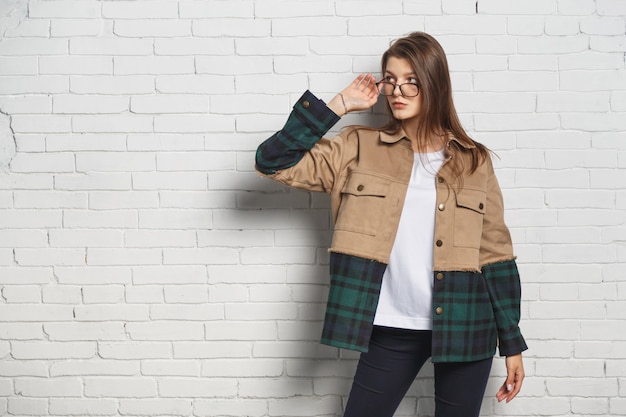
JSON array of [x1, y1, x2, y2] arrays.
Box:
[[255, 90, 340, 175], [480, 156, 528, 357]]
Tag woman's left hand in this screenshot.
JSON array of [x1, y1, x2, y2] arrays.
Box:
[[496, 353, 524, 403]]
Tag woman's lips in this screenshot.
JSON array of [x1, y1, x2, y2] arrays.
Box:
[[392, 101, 407, 109]]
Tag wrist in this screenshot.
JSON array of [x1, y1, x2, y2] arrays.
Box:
[[327, 94, 348, 117]]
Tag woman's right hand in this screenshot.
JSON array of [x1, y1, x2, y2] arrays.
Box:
[[327, 73, 379, 116]]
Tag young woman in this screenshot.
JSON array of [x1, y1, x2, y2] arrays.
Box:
[[255, 32, 527, 417]]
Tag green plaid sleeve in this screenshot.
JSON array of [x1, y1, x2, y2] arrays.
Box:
[[482, 259, 528, 357], [255, 90, 341, 175]]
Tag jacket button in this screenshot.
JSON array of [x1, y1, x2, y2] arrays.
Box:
[[303, 100, 310, 108], [438, 203, 445, 211], [479, 202, 484, 210], [436, 272, 444, 281], [436, 307, 443, 315], [436, 240, 443, 247], [357, 184, 364, 191], [437, 177, 444, 183]]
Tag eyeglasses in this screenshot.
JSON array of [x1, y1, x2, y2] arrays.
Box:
[[376, 81, 420, 97]]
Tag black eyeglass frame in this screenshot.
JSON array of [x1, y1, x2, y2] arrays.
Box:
[[375, 81, 421, 97]]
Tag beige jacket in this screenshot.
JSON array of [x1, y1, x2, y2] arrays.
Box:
[[266, 126, 515, 271]]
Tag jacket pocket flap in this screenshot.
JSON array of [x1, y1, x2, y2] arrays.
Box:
[[342, 173, 389, 197], [456, 189, 487, 214]]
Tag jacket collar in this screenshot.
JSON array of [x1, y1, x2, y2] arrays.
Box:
[[380, 128, 476, 150]]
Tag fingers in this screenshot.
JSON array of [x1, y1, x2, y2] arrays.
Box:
[[496, 354, 525, 403], [353, 73, 377, 95]]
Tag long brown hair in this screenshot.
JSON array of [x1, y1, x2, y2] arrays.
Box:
[[377, 32, 489, 176]]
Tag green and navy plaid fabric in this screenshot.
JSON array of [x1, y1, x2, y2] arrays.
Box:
[[320, 252, 386, 351], [431, 269, 498, 362], [255, 90, 339, 175], [481, 259, 527, 357]]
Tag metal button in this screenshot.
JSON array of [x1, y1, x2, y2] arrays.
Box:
[[303, 100, 310, 108], [357, 184, 364, 191], [479, 202, 484, 210], [436, 272, 444, 281], [438, 203, 445, 211], [436, 307, 443, 315], [436, 240, 443, 247]]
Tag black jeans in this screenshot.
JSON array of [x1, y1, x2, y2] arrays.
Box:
[[343, 326, 493, 417]]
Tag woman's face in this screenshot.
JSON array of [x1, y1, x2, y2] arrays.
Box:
[[382, 56, 422, 124]]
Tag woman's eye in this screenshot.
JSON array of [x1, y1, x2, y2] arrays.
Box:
[[408, 77, 418, 84], [384, 76, 395, 82]]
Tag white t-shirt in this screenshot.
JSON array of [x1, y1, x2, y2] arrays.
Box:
[[373, 150, 445, 330]]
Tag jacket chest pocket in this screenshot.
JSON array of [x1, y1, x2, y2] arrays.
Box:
[[453, 188, 486, 248], [335, 172, 389, 236]]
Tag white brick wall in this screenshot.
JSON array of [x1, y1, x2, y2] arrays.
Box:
[[0, 0, 624, 416]]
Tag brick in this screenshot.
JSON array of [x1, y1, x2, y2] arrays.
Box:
[[158, 377, 237, 397], [591, 36, 626, 53], [537, 92, 610, 112], [0, 57, 37, 75], [179, 0, 255, 18], [82, 285, 125, 303], [70, 75, 154, 94], [507, 16, 545, 35], [133, 265, 207, 285], [131, 172, 208, 190], [54, 266, 131, 285], [115, 56, 194, 75], [124, 230, 195, 248], [46, 134, 127, 151], [84, 377, 157, 398], [194, 399, 267, 417], [126, 134, 204, 151], [11, 342, 95, 359], [155, 74, 233, 94], [474, 71, 557, 92], [155, 38, 233, 55], [51, 19, 109, 37], [196, 56, 273, 75], [426, 15, 506, 34], [55, 173, 131, 191], [74, 305, 149, 322], [44, 323, 126, 341], [40, 56, 113, 75], [0, 230, 47, 248], [114, 20, 190, 37], [99, 342, 172, 359], [173, 341, 251, 359], [254, 0, 332, 18], [72, 115, 153, 133], [4, 19, 49, 38], [87, 248, 161, 266], [53, 94, 128, 114], [15, 248, 85, 266], [70, 38, 152, 56], [0, 39, 67, 56], [43, 285, 82, 304], [119, 399, 193, 416], [597, 0, 626, 15], [163, 248, 238, 265], [193, 18, 270, 37], [479, 0, 557, 14], [89, 191, 158, 210], [131, 94, 208, 114], [163, 285, 209, 304], [2, 286, 41, 303], [76, 152, 155, 172], [14, 191, 85, 210], [7, 398, 47, 415], [48, 398, 118, 416]]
